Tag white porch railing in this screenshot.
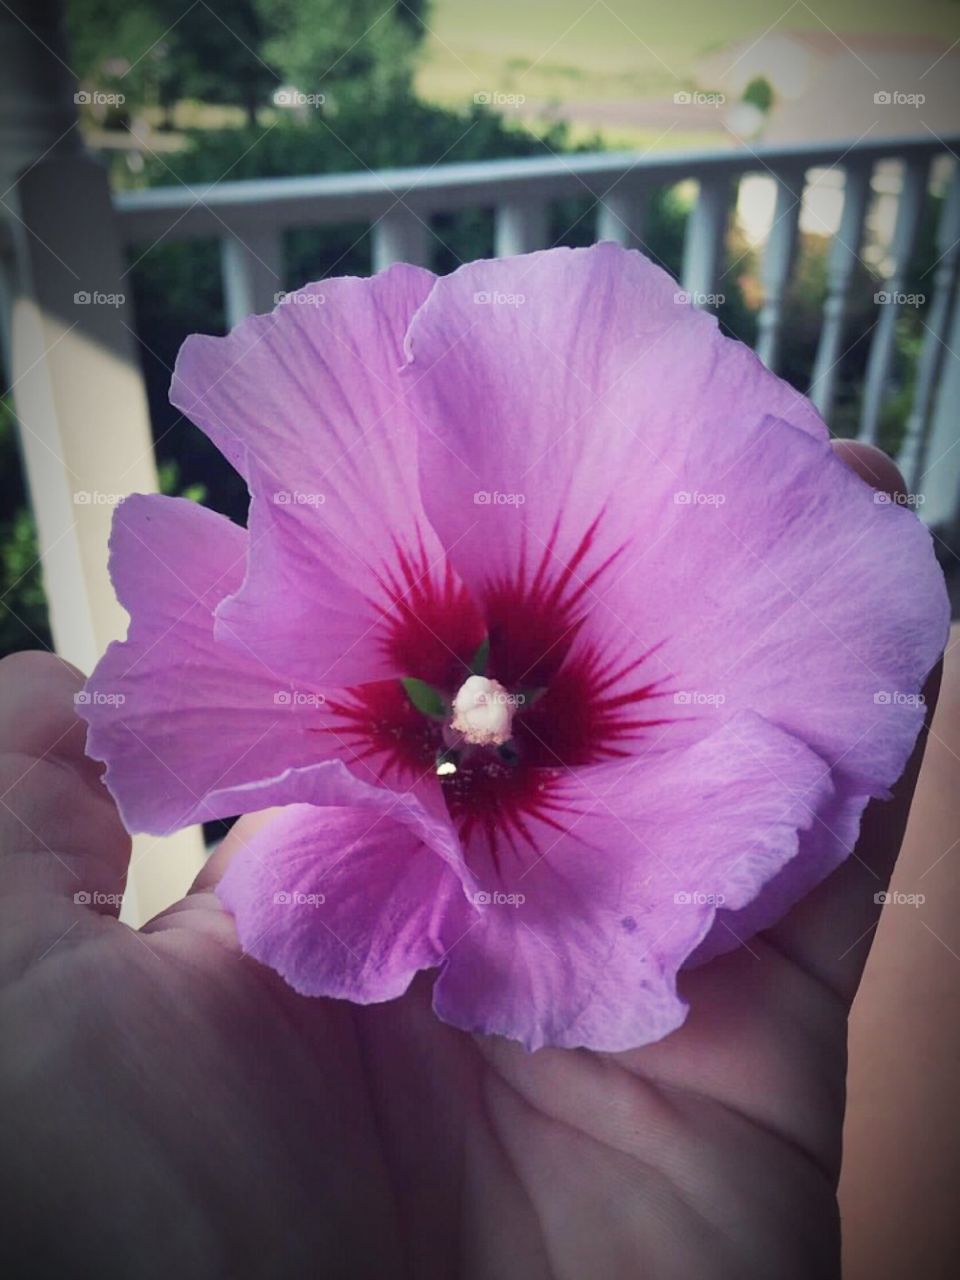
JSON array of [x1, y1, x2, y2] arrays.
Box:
[[113, 134, 960, 501], [1, 1, 959, 919]]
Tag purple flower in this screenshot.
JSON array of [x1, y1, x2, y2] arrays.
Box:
[[79, 245, 948, 1051]]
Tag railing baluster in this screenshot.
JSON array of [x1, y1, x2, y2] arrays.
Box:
[[809, 160, 872, 423], [681, 174, 733, 308], [596, 186, 646, 249], [220, 229, 283, 328], [755, 168, 804, 372], [859, 155, 929, 445], [897, 164, 960, 493], [494, 199, 550, 257], [371, 207, 431, 271]]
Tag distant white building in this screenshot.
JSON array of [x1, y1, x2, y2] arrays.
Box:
[[699, 30, 960, 144]]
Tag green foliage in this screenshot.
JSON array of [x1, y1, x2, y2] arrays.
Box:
[[157, 459, 207, 505], [256, 0, 430, 108], [66, 0, 167, 118], [0, 398, 52, 655], [67, 0, 434, 124], [742, 76, 774, 114], [153, 0, 276, 124], [67, 0, 277, 124]]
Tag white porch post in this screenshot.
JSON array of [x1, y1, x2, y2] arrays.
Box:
[[0, 0, 204, 921], [371, 206, 431, 270], [755, 168, 804, 373], [898, 166, 960, 499], [682, 174, 733, 309], [917, 272, 960, 534], [494, 199, 550, 256], [859, 155, 929, 445], [808, 160, 872, 423], [221, 230, 284, 327], [596, 186, 647, 249]]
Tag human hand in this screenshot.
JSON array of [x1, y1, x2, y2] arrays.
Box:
[[0, 443, 937, 1280]]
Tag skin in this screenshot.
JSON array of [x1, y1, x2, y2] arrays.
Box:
[[0, 442, 943, 1280], [840, 614, 960, 1278]]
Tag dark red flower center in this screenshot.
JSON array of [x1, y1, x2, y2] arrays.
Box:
[[325, 520, 672, 862]]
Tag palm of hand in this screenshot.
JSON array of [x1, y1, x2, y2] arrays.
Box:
[[4, 643, 927, 1280]]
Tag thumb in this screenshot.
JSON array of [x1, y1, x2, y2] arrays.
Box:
[[0, 651, 131, 918]]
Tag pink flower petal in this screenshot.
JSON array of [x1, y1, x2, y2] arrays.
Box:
[[407, 243, 826, 626], [405, 243, 948, 940], [433, 711, 833, 1050], [80, 245, 949, 1052], [172, 264, 481, 687], [690, 785, 866, 964], [79, 494, 462, 865], [218, 803, 474, 1002]]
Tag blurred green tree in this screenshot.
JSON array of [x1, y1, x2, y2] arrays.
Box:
[[151, 0, 277, 127], [255, 0, 431, 108], [0, 398, 52, 655], [67, 0, 278, 126]]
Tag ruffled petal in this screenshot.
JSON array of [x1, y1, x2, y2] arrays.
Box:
[[406, 244, 826, 653], [690, 784, 866, 964], [405, 244, 947, 937], [218, 803, 475, 1002], [170, 265, 434, 479], [78, 495, 465, 854], [172, 265, 482, 688], [433, 712, 833, 1050]]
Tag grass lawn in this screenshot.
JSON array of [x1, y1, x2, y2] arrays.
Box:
[[416, 0, 960, 144]]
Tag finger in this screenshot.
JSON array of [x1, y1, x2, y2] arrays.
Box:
[[189, 807, 282, 894], [830, 438, 910, 500], [0, 651, 130, 916], [828, 438, 941, 886], [840, 623, 960, 1277], [765, 441, 943, 1002]]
